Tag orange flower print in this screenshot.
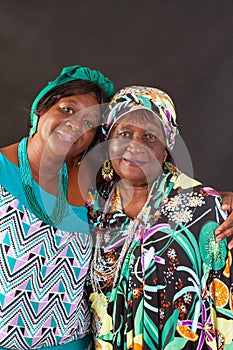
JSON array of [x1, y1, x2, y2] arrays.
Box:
[[174, 300, 188, 319], [188, 196, 204, 207], [200, 189, 207, 196], [229, 287, 233, 312], [223, 251, 232, 278], [210, 279, 229, 307], [106, 250, 116, 265], [177, 321, 198, 341], [178, 303, 188, 318], [128, 298, 133, 308], [166, 197, 182, 210], [171, 209, 193, 224], [132, 285, 143, 298]]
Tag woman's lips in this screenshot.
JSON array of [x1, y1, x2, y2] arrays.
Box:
[[54, 130, 79, 144], [122, 157, 146, 167]]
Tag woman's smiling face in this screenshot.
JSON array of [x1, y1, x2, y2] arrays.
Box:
[[36, 93, 100, 159], [109, 110, 167, 187]]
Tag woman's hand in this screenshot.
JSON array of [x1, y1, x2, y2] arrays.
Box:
[[215, 192, 233, 248]]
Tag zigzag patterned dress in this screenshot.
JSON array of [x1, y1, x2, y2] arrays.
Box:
[[0, 153, 92, 350]]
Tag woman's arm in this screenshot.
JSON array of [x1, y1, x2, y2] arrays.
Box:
[[216, 191, 233, 248]]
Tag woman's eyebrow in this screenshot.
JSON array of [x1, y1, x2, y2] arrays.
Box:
[[119, 122, 162, 132], [59, 98, 78, 104], [146, 126, 163, 134]]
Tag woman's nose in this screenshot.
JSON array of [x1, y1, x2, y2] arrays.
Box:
[[126, 139, 145, 153], [65, 115, 81, 133]]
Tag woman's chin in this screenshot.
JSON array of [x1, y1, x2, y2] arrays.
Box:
[[117, 172, 149, 187], [115, 165, 162, 187], [47, 134, 81, 157]]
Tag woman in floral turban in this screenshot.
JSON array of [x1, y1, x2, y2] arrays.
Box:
[[87, 85, 233, 349]]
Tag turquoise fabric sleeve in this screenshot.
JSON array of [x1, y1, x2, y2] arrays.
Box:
[[45, 334, 92, 350], [0, 333, 92, 350]]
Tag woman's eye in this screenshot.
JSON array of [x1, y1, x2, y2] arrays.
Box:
[[145, 133, 157, 141], [62, 106, 74, 114], [85, 120, 95, 128], [119, 131, 131, 137]]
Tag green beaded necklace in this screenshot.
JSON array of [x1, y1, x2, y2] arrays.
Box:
[[18, 137, 68, 227]]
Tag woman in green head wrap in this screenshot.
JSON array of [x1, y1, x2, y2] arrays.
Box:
[[0, 65, 114, 350]]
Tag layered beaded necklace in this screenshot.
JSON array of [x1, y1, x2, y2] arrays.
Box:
[[90, 180, 157, 295], [18, 137, 68, 227], [90, 167, 178, 296]]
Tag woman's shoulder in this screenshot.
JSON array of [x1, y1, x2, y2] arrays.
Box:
[[171, 171, 220, 198], [167, 170, 225, 216], [0, 142, 19, 165], [171, 171, 201, 190]]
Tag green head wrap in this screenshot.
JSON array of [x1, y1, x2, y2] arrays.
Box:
[[30, 65, 114, 129]]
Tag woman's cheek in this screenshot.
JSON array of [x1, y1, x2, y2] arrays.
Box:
[[109, 140, 125, 160]]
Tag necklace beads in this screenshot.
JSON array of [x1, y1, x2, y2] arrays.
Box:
[[18, 137, 68, 227]]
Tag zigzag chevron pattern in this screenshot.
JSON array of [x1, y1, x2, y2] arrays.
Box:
[[0, 185, 92, 349]]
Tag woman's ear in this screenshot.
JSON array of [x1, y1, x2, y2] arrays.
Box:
[[163, 150, 168, 162]]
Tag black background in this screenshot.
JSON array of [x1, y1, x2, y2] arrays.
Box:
[[0, 0, 232, 190]]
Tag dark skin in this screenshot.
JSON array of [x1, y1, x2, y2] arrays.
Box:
[[109, 113, 167, 218], [0, 93, 101, 207], [1, 96, 232, 234], [216, 192, 233, 248], [109, 112, 233, 244]]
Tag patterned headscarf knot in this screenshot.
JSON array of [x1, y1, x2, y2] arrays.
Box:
[[102, 86, 179, 150]]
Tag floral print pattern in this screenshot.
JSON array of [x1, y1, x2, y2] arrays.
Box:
[[86, 168, 232, 349]]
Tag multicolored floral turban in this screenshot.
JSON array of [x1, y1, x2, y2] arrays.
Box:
[[30, 65, 114, 125], [102, 86, 179, 150]]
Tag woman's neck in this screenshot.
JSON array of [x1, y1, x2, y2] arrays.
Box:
[[27, 137, 64, 188], [28, 137, 88, 206], [118, 180, 150, 219]]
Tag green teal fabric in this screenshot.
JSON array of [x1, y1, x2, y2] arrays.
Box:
[[43, 334, 92, 349], [30, 65, 114, 124], [0, 152, 89, 233], [0, 333, 92, 349]]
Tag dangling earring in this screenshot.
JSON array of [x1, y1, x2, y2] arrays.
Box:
[[29, 113, 39, 138], [102, 160, 114, 181], [76, 148, 88, 167]]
